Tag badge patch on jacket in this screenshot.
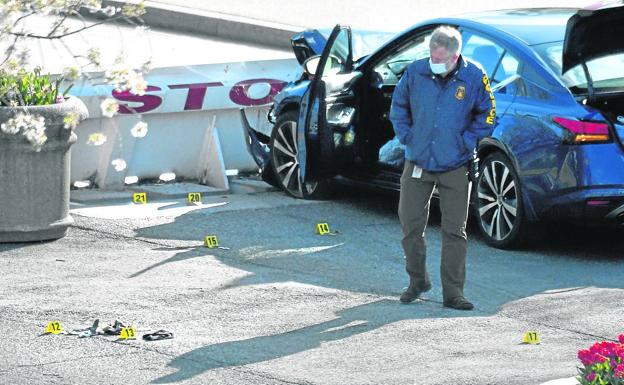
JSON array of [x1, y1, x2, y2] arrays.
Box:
[[455, 86, 465, 101]]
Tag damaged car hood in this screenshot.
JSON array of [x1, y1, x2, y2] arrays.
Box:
[[291, 28, 395, 65]]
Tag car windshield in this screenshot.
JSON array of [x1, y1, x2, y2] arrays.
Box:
[[533, 41, 624, 93], [318, 28, 396, 62]]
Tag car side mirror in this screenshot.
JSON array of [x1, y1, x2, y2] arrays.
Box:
[[303, 56, 321, 76], [303, 55, 343, 77]]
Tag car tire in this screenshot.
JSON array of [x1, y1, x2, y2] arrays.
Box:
[[269, 110, 330, 199], [474, 152, 527, 249]]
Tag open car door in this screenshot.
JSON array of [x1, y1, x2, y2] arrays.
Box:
[[297, 25, 357, 186]]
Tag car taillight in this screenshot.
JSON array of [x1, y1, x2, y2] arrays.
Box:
[[553, 116, 610, 143]]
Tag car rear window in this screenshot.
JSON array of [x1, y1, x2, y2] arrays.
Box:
[[533, 41, 624, 93]]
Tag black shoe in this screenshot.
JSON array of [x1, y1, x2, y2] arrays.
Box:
[[443, 296, 474, 310], [399, 283, 432, 303]]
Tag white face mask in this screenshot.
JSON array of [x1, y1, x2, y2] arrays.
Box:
[[429, 58, 448, 75]]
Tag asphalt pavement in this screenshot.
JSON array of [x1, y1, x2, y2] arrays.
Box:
[[1, 180, 623, 385]]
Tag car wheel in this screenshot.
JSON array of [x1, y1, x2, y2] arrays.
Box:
[[475, 152, 526, 249], [270, 110, 329, 199]]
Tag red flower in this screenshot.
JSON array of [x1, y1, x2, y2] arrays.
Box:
[[578, 336, 624, 377], [578, 349, 594, 366], [593, 353, 607, 363]]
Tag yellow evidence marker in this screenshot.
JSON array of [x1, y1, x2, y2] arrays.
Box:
[[46, 321, 62, 334], [187, 192, 202, 205], [204, 235, 219, 248], [522, 331, 541, 344], [316, 223, 335, 235], [133, 192, 147, 204], [119, 327, 136, 340]]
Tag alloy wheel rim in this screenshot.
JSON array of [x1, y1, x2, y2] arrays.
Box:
[[272, 120, 317, 198], [477, 160, 518, 241]]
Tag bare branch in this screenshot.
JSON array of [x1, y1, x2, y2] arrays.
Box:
[[12, 11, 37, 27], [47, 13, 71, 38], [1, 34, 21, 66], [8, 14, 127, 40]]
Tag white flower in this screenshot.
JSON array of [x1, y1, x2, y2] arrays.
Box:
[[87, 47, 102, 67], [111, 158, 127, 172], [23, 127, 47, 152], [63, 112, 80, 130], [1, 121, 19, 134], [105, 65, 131, 91], [86, 1, 102, 13], [130, 121, 148, 138], [1, 113, 47, 150], [102, 5, 116, 16], [105, 63, 147, 95], [23, 127, 44, 142], [100, 98, 119, 118], [31, 115, 46, 130], [128, 72, 147, 96], [106, 69, 124, 89], [86, 132, 107, 146]]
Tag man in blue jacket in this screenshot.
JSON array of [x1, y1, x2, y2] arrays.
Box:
[[389, 25, 495, 310]]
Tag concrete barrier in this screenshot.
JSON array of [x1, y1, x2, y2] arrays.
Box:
[[70, 58, 301, 189]]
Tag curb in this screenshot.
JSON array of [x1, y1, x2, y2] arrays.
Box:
[[69, 178, 276, 204], [87, 0, 302, 49], [70, 182, 227, 203], [539, 377, 579, 385]]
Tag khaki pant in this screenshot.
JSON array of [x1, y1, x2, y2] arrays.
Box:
[[398, 160, 471, 301]]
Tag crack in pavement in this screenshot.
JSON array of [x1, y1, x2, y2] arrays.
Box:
[[498, 313, 618, 343]]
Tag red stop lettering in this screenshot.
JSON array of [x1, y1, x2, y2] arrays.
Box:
[[113, 86, 162, 114], [168, 82, 224, 110], [229, 78, 287, 106]]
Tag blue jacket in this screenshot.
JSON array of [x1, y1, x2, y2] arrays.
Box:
[[389, 56, 496, 172]]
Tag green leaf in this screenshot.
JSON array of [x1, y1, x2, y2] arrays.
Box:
[[62, 84, 73, 97]]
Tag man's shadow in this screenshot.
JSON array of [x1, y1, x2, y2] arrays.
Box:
[[152, 298, 443, 383]]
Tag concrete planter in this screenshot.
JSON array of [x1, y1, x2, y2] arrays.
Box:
[[0, 97, 88, 242]]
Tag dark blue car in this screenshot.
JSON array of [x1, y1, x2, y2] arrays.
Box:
[[243, 6, 624, 248]]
